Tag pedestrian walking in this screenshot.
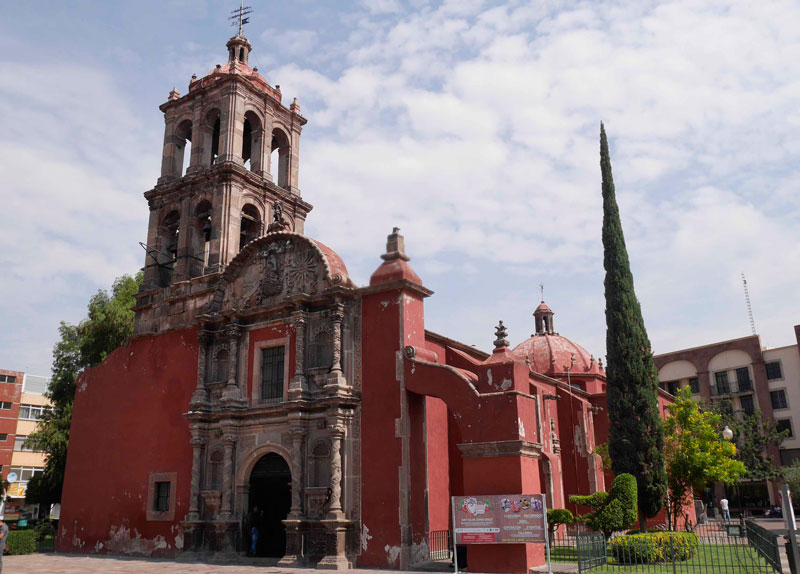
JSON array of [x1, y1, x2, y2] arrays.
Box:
[[720, 497, 730, 523], [0, 519, 8, 573]]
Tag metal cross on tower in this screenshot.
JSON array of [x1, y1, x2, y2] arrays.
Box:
[[539, 283, 544, 301], [229, 1, 253, 35]]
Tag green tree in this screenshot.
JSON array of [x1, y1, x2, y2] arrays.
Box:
[[600, 123, 667, 530], [571, 473, 638, 539], [25, 273, 142, 509], [664, 389, 746, 529], [710, 398, 787, 481], [547, 508, 575, 545], [782, 460, 800, 497]]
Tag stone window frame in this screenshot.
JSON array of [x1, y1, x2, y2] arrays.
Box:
[[252, 336, 290, 404], [146, 471, 177, 521]]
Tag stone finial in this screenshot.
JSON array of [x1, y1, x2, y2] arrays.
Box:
[[290, 97, 301, 114], [494, 321, 509, 349], [381, 227, 410, 262], [168, 87, 180, 101]]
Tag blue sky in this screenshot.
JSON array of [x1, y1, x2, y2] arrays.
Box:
[[1, 0, 799, 376]]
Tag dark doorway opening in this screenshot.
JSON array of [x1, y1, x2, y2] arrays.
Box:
[[248, 453, 291, 557]]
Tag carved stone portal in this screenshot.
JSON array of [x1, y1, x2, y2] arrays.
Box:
[[218, 235, 332, 313]]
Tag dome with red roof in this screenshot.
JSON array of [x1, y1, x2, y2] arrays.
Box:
[[513, 334, 603, 377], [511, 301, 605, 378]]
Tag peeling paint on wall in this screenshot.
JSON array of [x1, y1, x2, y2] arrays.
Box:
[[99, 524, 182, 556], [501, 378, 512, 390], [361, 523, 373, 551], [518, 417, 526, 438], [385, 543, 401, 565], [411, 538, 430, 565], [487, 369, 493, 387]]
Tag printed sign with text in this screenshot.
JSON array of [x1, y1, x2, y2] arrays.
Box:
[[452, 494, 546, 545]]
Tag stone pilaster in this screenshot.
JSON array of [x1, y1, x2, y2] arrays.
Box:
[[326, 425, 345, 520], [190, 330, 212, 408], [222, 325, 244, 404], [220, 431, 236, 518], [187, 432, 206, 521], [331, 304, 344, 374], [279, 427, 307, 567], [288, 310, 307, 400], [324, 303, 348, 395], [289, 428, 306, 517]]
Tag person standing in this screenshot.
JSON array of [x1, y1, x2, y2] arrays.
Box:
[[244, 505, 261, 557], [0, 519, 8, 573], [720, 497, 730, 523]]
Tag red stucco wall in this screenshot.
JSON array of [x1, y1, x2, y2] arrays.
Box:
[[425, 396, 450, 532], [359, 287, 405, 567], [57, 328, 198, 556]]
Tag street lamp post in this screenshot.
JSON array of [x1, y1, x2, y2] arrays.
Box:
[[721, 426, 744, 524]]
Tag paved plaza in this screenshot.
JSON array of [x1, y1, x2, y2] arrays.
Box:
[[1, 554, 460, 574]]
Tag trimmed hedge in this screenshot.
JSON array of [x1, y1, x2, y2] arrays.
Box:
[[609, 532, 699, 564], [570, 473, 638, 539], [6, 530, 37, 555]]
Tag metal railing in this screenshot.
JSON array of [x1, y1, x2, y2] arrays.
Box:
[[745, 519, 782, 572], [572, 521, 780, 573], [427, 529, 452, 561]]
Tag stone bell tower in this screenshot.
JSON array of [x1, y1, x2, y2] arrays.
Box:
[[135, 33, 313, 334]]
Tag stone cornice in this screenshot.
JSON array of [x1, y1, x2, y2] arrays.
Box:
[[457, 440, 543, 459], [357, 279, 433, 298], [144, 162, 313, 214]]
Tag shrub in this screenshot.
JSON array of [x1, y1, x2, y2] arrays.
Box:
[[570, 473, 638, 539], [547, 509, 575, 542], [6, 529, 37, 555], [609, 532, 699, 564], [33, 520, 55, 542]]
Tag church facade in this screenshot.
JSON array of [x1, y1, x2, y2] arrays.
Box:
[[57, 34, 675, 573]]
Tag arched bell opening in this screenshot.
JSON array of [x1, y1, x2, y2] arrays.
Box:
[[270, 128, 291, 188], [239, 204, 262, 251], [242, 111, 263, 172]]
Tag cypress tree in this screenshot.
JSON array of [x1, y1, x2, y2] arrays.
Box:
[[600, 123, 666, 530]]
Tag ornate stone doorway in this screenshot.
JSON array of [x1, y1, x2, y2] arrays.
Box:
[[248, 453, 292, 557]]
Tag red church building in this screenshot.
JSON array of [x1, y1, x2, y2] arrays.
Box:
[[57, 33, 675, 573]]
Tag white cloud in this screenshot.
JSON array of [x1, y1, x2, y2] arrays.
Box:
[[0, 63, 152, 374], [3, 0, 800, 374]]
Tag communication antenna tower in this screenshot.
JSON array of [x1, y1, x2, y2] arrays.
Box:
[[741, 273, 756, 335]]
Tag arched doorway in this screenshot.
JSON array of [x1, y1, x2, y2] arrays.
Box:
[[248, 453, 291, 557]]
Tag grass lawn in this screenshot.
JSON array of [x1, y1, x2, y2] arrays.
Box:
[[549, 543, 776, 573]]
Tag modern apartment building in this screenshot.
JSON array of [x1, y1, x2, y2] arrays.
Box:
[[0, 370, 52, 521], [654, 324, 800, 511]]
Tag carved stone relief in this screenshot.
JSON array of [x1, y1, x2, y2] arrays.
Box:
[[220, 236, 328, 313]]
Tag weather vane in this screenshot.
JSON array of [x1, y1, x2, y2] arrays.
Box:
[[539, 283, 544, 301], [229, 1, 253, 36]]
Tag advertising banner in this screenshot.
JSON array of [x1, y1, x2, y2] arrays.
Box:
[[7, 482, 27, 498], [452, 494, 547, 545]]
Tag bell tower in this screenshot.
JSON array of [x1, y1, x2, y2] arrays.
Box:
[[135, 33, 312, 334]]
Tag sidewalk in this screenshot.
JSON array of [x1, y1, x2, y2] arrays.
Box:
[[4, 554, 460, 574]]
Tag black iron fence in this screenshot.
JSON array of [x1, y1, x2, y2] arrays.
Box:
[[745, 519, 783, 572], [570, 521, 781, 574]]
